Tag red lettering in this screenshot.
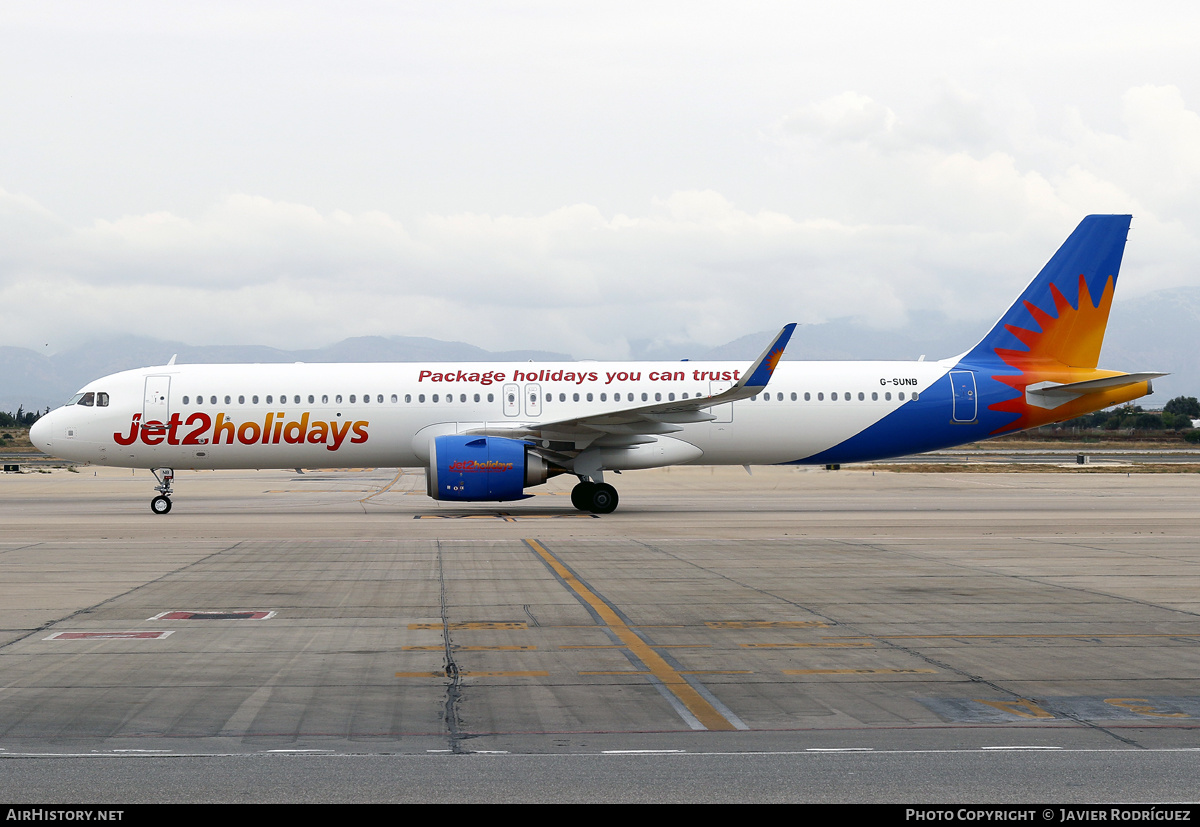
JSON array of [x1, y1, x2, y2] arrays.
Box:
[[182, 412, 212, 445], [113, 414, 141, 446], [350, 421, 369, 444], [212, 413, 235, 445], [165, 412, 183, 445], [307, 420, 329, 444], [141, 421, 164, 445], [283, 413, 310, 444], [327, 420, 352, 451]]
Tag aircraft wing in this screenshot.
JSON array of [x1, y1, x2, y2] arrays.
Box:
[[462, 323, 796, 455]]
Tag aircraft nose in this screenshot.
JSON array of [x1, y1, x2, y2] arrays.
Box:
[[29, 412, 52, 452]]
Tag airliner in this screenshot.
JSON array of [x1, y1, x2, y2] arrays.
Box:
[[30, 214, 1162, 514]]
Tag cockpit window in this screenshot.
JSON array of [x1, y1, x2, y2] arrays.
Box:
[[96, 392, 109, 407], [78, 392, 95, 407], [65, 393, 84, 406]]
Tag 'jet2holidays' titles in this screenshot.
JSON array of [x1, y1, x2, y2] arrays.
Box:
[[114, 413, 369, 451]]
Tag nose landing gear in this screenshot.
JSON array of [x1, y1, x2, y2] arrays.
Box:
[[150, 468, 174, 514]]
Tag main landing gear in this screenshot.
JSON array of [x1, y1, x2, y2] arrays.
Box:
[[570, 478, 619, 514], [150, 468, 174, 515]]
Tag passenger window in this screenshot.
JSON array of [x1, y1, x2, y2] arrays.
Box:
[[641, 393, 648, 402], [350, 395, 357, 403], [573, 393, 580, 402], [225, 396, 231, 404], [419, 394, 426, 403], [460, 394, 466, 403], [378, 395, 384, 403], [322, 395, 329, 404], [654, 392, 661, 401], [432, 394, 438, 403], [899, 392, 905, 401], [818, 393, 824, 401], [335, 395, 343, 404], [587, 393, 594, 401], [390, 394, 397, 403], [559, 393, 566, 402], [912, 392, 919, 401], [804, 392, 810, 401], [405, 394, 412, 403], [309, 395, 315, 404], [266, 395, 273, 404], [182, 396, 190, 405], [872, 392, 878, 401], [474, 393, 481, 402], [487, 393, 494, 402], [885, 392, 891, 401], [600, 393, 607, 401], [252, 396, 259, 404], [238, 395, 245, 404], [614, 393, 621, 401], [831, 393, 837, 401], [858, 392, 864, 401]]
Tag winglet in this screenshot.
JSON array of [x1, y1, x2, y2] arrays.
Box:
[[737, 323, 796, 391]]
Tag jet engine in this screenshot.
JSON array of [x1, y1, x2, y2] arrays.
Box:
[[426, 435, 564, 501]]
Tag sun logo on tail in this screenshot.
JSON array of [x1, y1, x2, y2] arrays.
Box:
[[988, 273, 1116, 434]]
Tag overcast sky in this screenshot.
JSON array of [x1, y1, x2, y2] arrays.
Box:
[[1, 1, 1197, 358]]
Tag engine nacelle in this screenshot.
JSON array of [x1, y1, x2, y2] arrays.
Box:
[[426, 435, 563, 501]]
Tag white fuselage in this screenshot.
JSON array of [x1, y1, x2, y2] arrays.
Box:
[[32, 359, 952, 470]]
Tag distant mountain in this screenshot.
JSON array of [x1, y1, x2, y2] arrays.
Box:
[[0, 335, 571, 413], [1, 288, 1194, 413]]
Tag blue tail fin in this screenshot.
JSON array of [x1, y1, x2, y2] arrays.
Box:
[[962, 215, 1131, 369]]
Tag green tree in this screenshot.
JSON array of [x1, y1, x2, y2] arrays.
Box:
[[1164, 396, 1200, 418]]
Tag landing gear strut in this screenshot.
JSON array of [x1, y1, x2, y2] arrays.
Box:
[[571, 479, 619, 514], [150, 468, 174, 514]]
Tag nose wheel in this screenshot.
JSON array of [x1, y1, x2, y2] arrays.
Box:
[[150, 468, 174, 515], [571, 480, 619, 514]]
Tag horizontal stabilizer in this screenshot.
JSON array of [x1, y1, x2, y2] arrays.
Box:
[[1025, 372, 1167, 409]]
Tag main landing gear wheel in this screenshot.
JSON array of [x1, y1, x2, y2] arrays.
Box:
[[571, 481, 596, 511], [571, 480, 619, 514], [589, 483, 618, 514], [151, 495, 172, 514]]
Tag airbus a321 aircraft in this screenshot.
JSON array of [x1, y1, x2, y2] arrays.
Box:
[[31, 215, 1162, 515]]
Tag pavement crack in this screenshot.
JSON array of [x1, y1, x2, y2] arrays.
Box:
[[436, 541, 467, 754]]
